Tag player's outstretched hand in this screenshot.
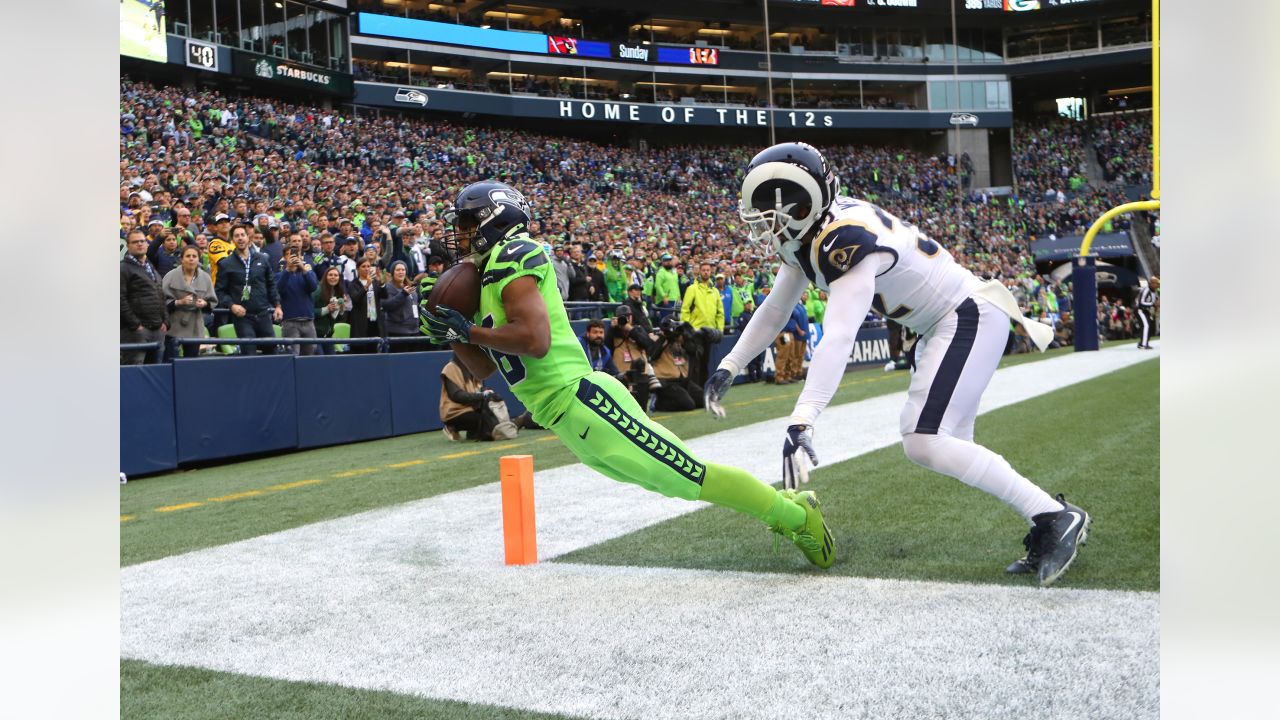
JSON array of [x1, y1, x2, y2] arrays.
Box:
[[422, 305, 473, 344], [782, 424, 819, 490], [704, 367, 733, 419]]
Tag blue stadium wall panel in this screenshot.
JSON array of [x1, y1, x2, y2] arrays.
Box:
[[295, 355, 393, 449], [120, 364, 178, 476], [389, 351, 450, 436], [174, 356, 299, 463]]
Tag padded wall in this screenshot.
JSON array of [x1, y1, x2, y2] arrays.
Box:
[[174, 355, 298, 463], [120, 364, 177, 476], [294, 354, 393, 448]]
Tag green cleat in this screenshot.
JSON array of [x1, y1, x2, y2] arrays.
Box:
[[771, 490, 836, 569]]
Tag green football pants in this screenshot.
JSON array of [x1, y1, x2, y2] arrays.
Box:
[[552, 372, 708, 500]]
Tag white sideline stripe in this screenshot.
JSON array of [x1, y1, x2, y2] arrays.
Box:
[[122, 344, 1159, 719]]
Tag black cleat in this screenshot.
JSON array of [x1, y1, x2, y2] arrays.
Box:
[[1004, 556, 1036, 574], [1015, 494, 1091, 587]]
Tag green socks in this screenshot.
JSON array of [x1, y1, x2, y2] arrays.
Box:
[[698, 462, 807, 531]]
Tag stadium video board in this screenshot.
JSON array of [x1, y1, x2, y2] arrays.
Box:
[[360, 13, 713, 67], [120, 0, 167, 63], [657, 47, 720, 66], [965, 0, 1105, 10]]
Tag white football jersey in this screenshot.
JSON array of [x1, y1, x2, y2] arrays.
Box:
[[779, 195, 977, 334]]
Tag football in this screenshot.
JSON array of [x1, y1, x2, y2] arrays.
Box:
[[425, 260, 481, 319]]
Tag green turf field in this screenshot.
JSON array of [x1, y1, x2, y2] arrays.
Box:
[[122, 660, 570, 720], [560, 359, 1160, 591], [121, 344, 1100, 566], [122, 351, 1158, 719]]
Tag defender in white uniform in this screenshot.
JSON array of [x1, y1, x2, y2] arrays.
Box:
[[704, 142, 1091, 586]]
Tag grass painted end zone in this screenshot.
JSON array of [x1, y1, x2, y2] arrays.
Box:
[[560, 360, 1160, 592]]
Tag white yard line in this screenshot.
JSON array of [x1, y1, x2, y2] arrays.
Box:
[[122, 344, 1159, 719]]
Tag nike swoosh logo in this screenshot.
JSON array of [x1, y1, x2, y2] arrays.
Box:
[[505, 244, 522, 257], [821, 235, 838, 252], [1059, 511, 1082, 541], [579, 427, 590, 440]]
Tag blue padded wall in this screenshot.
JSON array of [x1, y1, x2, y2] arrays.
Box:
[[174, 355, 298, 463], [120, 364, 178, 476], [388, 351, 450, 436], [294, 354, 393, 448]]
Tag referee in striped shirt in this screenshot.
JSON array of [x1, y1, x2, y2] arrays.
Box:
[[1136, 276, 1159, 349]]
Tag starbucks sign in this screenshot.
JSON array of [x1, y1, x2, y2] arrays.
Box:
[[231, 49, 353, 97]]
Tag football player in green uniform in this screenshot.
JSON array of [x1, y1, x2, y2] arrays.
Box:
[[421, 181, 836, 568]]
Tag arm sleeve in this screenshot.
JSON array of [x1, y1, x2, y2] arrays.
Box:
[[382, 285, 409, 311], [121, 269, 140, 329], [199, 273, 218, 308], [214, 259, 232, 308], [267, 265, 280, 306], [718, 263, 808, 374], [627, 326, 654, 354], [443, 376, 484, 406], [788, 259, 876, 427]]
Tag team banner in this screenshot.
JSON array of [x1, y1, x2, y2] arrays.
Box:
[[359, 83, 1012, 129]]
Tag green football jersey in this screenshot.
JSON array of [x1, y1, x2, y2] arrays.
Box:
[[476, 233, 592, 422]]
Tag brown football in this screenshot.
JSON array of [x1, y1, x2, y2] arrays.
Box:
[[426, 260, 481, 319]]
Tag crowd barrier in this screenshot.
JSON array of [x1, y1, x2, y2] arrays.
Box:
[[120, 323, 888, 477]]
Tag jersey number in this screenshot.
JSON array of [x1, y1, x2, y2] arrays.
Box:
[[869, 204, 941, 257], [480, 315, 527, 386]]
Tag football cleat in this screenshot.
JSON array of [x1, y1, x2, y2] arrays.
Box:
[[770, 490, 836, 569], [1015, 494, 1091, 587], [1004, 556, 1035, 575]]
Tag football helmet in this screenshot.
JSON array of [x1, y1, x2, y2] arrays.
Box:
[[738, 142, 840, 258], [442, 181, 532, 261]]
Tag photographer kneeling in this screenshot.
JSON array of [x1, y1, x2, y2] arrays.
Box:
[[648, 316, 706, 412], [605, 305, 662, 412], [439, 354, 519, 442]]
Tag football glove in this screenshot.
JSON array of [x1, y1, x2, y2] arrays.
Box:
[[704, 367, 733, 419], [421, 304, 474, 344], [782, 424, 819, 490]]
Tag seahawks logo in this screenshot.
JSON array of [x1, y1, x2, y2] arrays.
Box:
[[394, 88, 429, 106]]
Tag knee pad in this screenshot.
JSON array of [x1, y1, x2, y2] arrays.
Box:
[[901, 433, 943, 470]]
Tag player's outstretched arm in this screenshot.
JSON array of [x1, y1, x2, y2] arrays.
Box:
[[789, 261, 876, 428], [469, 276, 552, 359], [704, 263, 808, 418]]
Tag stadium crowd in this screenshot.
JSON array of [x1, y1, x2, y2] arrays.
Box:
[[1091, 112, 1154, 187], [121, 78, 1149, 373]]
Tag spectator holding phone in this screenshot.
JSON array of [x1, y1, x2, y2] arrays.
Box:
[[345, 256, 385, 353], [312, 265, 349, 356], [276, 245, 319, 356], [147, 226, 182, 277], [380, 259, 421, 352], [161, 244, 216, 358]]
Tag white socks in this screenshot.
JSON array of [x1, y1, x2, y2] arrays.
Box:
[[902, 433, 1065, 521]]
